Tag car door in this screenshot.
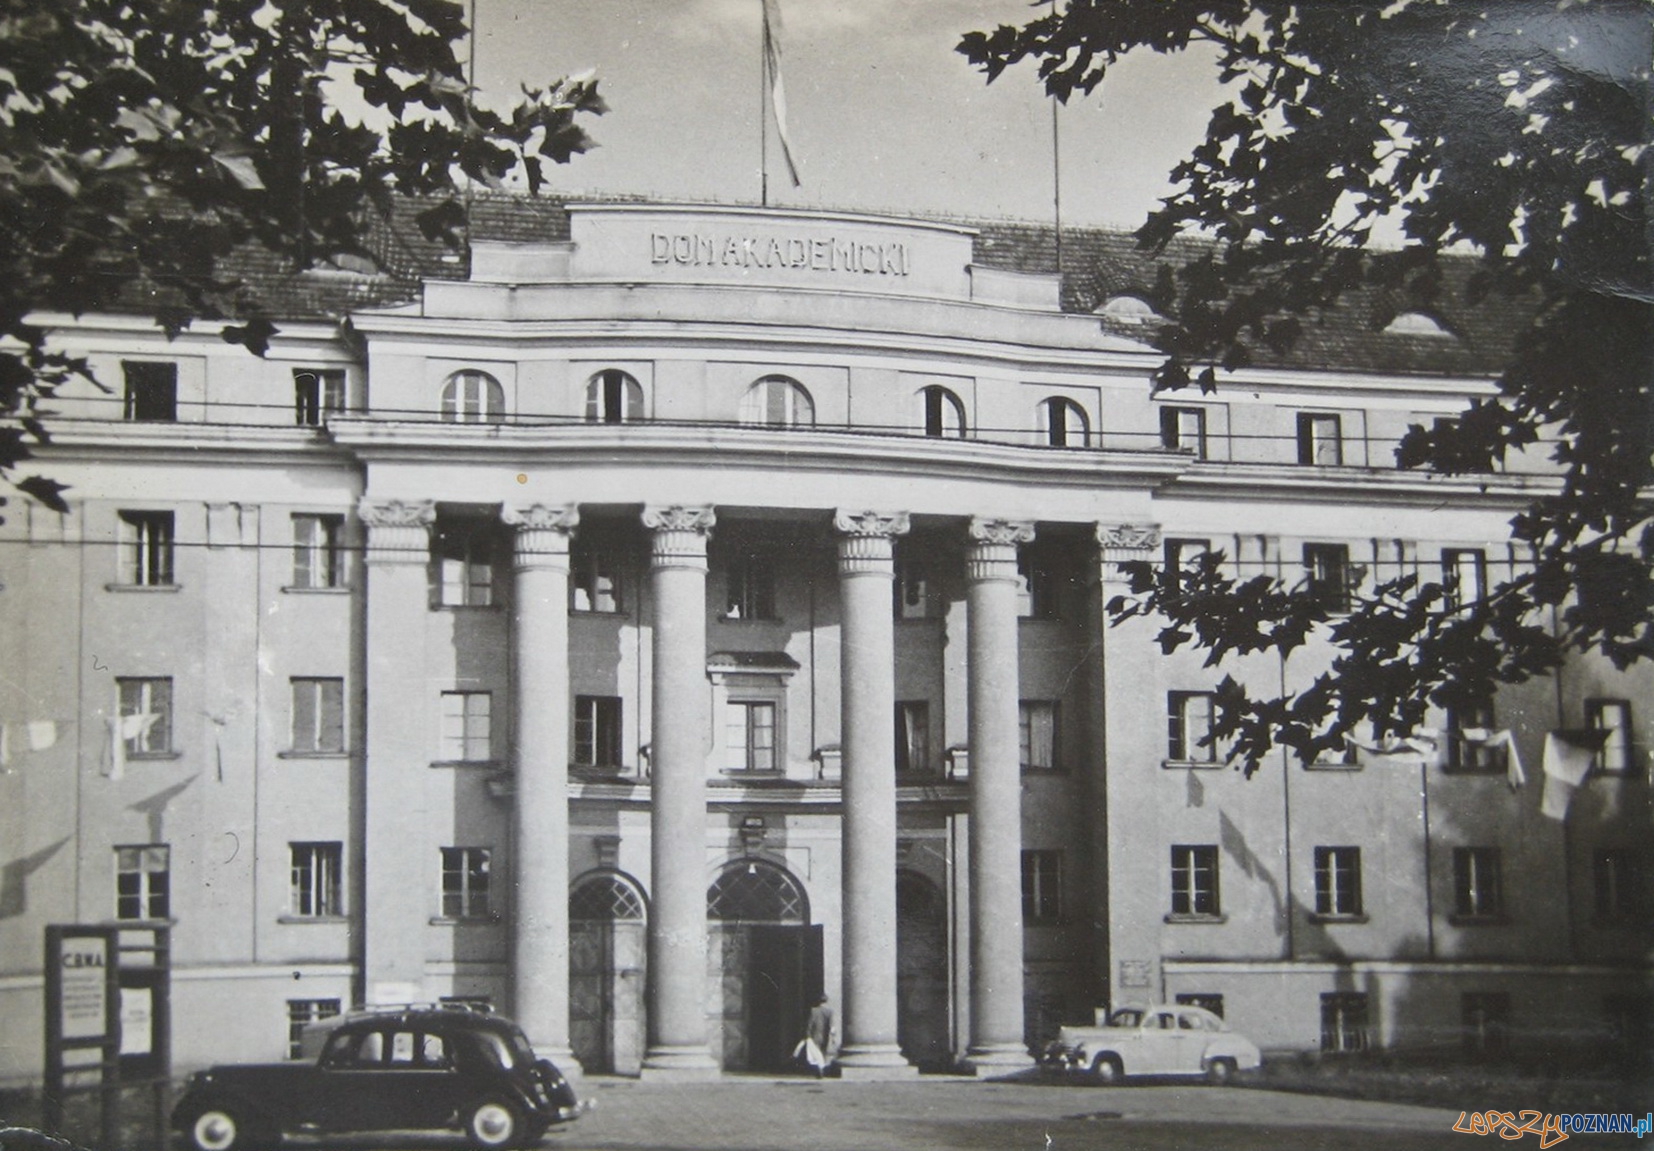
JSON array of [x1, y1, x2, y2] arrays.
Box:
[[1169, 1010, 1212, 1074], [1132, 1010, 1181, 1074], [312, 1027, 390, 1132]]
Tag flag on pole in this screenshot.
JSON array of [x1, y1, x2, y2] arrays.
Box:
[[762, 0, 801, 187]]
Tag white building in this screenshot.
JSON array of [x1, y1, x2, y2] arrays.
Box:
[[0, 199, 1648, 1084]]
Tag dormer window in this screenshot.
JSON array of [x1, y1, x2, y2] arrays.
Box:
[[1096, 295, 1158, 325], [1383, 311, 1455, 338]]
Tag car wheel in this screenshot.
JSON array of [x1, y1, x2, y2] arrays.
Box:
[[1205, 1057, 1237, 1086], [187, 1108, 255, 1151], [466, 1098, 524, 1149], [1091, 1054, 1123, 1085]]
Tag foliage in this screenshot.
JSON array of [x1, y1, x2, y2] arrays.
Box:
[[0, 0, 603, 514], [961, 0, 1652, 772]]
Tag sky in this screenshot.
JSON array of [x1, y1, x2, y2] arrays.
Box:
[[469, 0, 1223, 229]]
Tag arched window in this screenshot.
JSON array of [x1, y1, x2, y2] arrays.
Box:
[[1095, 295, 1158, 325], [1383, 311, 1455, 339], [920, 386, 966, 438], [740, 376, 814, 427], [707, 861, 807, 923], [1041, 397, 1090, 447], [570, 873, 647, 921], [440, 370, 504, 424], [584, 370, 644, 424]]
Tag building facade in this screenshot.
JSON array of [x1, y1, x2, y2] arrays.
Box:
[[1, 202, 1648, 1084]]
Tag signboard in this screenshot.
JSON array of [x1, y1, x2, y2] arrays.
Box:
[[57, 932, 110, 1041]]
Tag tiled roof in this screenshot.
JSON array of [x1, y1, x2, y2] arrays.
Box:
[[109, 191, 1534, 377]]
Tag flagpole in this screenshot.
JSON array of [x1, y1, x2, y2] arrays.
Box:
[[1050, 0, 1062, 274], [760, 0, 769, 207]]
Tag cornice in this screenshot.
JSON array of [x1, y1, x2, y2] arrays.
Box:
[[35, 423, 358, 469], [1159, 462, 1562, 509]]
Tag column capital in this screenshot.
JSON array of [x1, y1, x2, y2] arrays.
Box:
[[502, 503, 578, 568], [965, 518, 1034, 584], [835, 510, 909, 576], [358, 498, 435, 564], [642, 504, 715, 570], [1096, 522, 1161, 579]]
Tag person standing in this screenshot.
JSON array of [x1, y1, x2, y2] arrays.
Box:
[[796, 994, 839, 1076]]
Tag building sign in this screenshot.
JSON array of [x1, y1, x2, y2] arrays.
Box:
[[648, 231, 911, 278], [59, 933, 110, 1040], [1118, 959, 1153, 989]]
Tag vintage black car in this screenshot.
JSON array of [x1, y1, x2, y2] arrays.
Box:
[[171, 1005, 582, 1150]]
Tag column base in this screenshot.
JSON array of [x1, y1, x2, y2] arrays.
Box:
[[639, 1045, 721, 1081], [962, 1043, 1035, 1076], [836, 1044, 919, 1080]]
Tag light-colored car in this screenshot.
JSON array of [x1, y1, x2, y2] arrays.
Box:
[[1044, 1005, 1261, 1085]]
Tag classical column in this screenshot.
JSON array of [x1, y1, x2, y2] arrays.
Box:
[[833, 509, 917, 1077], [639, 504, 720, 1078], [501, 503, 580, 1069], [358, 498, 436, 1004], [964, 516, 1037, 1071]]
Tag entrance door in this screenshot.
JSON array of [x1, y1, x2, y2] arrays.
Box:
[[896, 870, 951, 1069], [569, 874, 647, 1075], [747, 924, 823, 1071], [706, 860, 814, 1071]]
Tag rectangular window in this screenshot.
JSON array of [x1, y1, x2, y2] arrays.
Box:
[[293, 368, 345, 426], [122, 361, 177, 422], [1313, 846, 1363, 917], [570, 551, 621, 613], [1167, 692, 1217, 763], [438, 691, 492, 762], [440, 847, 492, 919], [116, 677, 173, 756], [292, 514, 345, 589], [894, 559, 931, 620], [118, 511, 175, 586], [290, 677, 345, 754], [573, 695, 622, 768], [1593, 848, 1638, 922], [115, 845, 170, 921], [1303, 543, 1352, 611], [1445, 702, 1503, 772], [1175, 993, 1225, 1019], [1016, 556, 1058, 619], [1021, 849, 1062, 924], [1019, 701, 1060, 770], [1587, 699, 1633, 774], [431, 518, 496, 607], [1296, 412, 1342, 466], [1453, 846, 1504, 920], [289, 842, 343, 918], [1163, 538, 1211, 592], [723, 700, 777, 772], [1461, 992, 1511, 1059], [725, 555, 776, 620], [1160, 406, 1208, 458], [286, 998, 342, 1059], [895, 701, 930, 775], [1442, 548, 1486, 612], [1321, 992, 1371, 1053], [1170, 845, 1220, 918]]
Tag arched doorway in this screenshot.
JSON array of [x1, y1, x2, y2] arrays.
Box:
[[707, 861, 822, 1071], [569, 872, 646, 1075], [897, 870, 951, 1069]]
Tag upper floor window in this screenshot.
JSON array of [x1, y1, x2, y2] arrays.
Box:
[[293, 368, 345, 426], [1167, 691, 1217, 764], [1169, 844, 1220, 919], [292, 513, 345, 589], [289, 842, 343, 918], [921, 386, 966, 438], [1313, 846, 1363, 918], [1442, 548, 1486, 612], [1021, 849, 1063, 924], [119, 510, 175, 586], [574, 695, 622, 769], [1160, 406, 1208, 458], [585, 369, 644, 424], [571, 549, 621, 613], [1016, 556, 1058, 619], [1452, 846, 1504, 921], [1303, 543, 1353, 612], [439, 846, 492, 920], [123, 361, 177, 422], [290, 677, 345, 754], [1296, 412, 1343, 466], [1041, 397, 1090, 448], [724, 554, 776, 620], [117, 677, 173, 757], [440, 370, 504, 424], [894, 558, 932, 620], [724, 699, 777, 773], [895, 700, 930, 774], [740, 375, 814, 427], [115, 844, 170, 921], [438, 690, 492, 762], [1445, 701, 1504, 772], [1164, 538, 1211, 593], [1587, 698, 1633, 774], [431, 516, 498, 607], [1019, 701, 1061, 770]]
